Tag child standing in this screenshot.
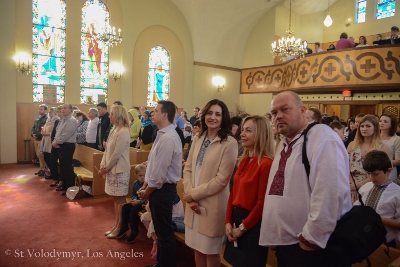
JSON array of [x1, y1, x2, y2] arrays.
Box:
[[354, 150, 400, 244], [117, 164, 146, 243]]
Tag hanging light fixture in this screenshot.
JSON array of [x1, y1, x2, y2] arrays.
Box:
[[95, 18, 122, 47], [271, 0, 307, 59], [324, 0, 333, 27]]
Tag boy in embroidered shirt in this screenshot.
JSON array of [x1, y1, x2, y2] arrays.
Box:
[[355, 150, 400, 245], [116, 164, 146, 243]]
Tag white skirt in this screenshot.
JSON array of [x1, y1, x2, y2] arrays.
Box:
[[105, 171, 129, 196]]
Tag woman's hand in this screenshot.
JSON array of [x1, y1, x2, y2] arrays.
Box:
[[350, 182, 356, 191], [98, 167, 107, 176], [231, 227, 244, 239], [225, 223, 236, 242], [188, 201, 200, 214], [183, 192, 194, 203]]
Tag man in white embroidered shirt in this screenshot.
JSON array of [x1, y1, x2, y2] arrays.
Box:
[[138, 100, 182, 267], [259, 91, 352, 267]]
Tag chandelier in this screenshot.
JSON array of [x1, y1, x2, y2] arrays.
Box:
[[95, 19, 122, 47], [271, 0, 307, 59], [324, 0, 333, 27]]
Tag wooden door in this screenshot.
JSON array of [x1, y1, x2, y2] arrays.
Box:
[[349, 105, 376, 117]]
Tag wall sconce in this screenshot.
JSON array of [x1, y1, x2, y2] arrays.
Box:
[[212, 76, 225, 92], [13, 52, 31, 75], [345, 18, 351, 27], [109, 62, 124, 82]]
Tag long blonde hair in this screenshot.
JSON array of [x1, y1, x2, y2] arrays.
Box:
[[110, 105, 130, 128], [239, 115, 274, 165], [351, 115, 382, 150]]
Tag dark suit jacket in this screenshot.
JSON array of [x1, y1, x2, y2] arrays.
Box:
[[96, 112, 110, 150]]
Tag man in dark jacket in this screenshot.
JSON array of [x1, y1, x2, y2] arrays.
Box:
[[96, 102, 110, 151], [31, 104, 48, 176]]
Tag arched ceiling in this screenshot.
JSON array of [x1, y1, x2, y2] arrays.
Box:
[[169, 0, 337, 67]]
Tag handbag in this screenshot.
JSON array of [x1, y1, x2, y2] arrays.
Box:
[[66, 175, 88, 200], [302, 123, 387, 266]]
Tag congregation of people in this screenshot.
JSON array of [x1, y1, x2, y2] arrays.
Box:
[[30, 91, 400, 267]]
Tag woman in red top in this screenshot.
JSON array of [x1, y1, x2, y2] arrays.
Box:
[[224, 115, 274, 267]]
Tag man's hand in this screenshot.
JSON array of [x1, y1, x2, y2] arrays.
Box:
[[131, 199, 141, 206], [299, 240, 317, 251], [33, 134, 37, 140], [52, 142, 60, 148], [138, 187, 155, 200]]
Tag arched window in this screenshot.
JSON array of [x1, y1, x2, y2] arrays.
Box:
[[356, 0, 367, 23], [32, 0, 66, 103], [375, 0, 396, 20], [80, 0, 109, 104], [147, 46, 170, 107]]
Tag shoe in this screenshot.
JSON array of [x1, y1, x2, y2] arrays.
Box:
[[50, 181, 59, 187], [106, 233, 118, 239], [126, 231, 138, 243], [44, 174, 53, 180], [35, 170, 45, 176], [144, 264, 158, 267], [116, 228, 130, 239], [56, 186, 65, 191], [61, 192, 66, 196], [105, 229, 115, 236]]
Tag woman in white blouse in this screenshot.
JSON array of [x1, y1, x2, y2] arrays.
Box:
[[98, 105, 131, 239]]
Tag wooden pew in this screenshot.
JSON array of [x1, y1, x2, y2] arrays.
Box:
[[73, 144, 105, 196], [129, 147, 150, 165]]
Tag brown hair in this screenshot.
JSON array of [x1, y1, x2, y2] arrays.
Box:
[[380, 113, 398, 136], [199, 99, 232, 142]]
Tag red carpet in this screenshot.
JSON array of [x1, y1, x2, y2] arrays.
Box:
[[0, 164, 195, 267]]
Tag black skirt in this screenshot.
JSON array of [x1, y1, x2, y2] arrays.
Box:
[[223, 207, 268, 267]]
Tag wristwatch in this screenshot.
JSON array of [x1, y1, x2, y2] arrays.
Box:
[[238, 223, 246, 232]]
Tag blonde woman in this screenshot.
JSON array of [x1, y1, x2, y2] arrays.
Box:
[[224, 116, 274, 267], [99, 105, 131, 238], [347, 115, 390, 199]]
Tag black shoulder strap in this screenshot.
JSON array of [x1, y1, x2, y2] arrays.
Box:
[[302, 122, 319, 179]]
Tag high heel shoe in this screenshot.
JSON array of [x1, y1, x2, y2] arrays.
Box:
[[106, 228, 120, 239], [105, 227, 116, 236]]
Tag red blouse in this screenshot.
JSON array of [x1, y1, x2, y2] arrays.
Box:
[[225, 156, 272, 230]]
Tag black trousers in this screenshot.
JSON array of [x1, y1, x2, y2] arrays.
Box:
[[121, 203, 142, 233], [50, 147, 59, 181], [275, 243, 348, 267], [224, 207, 268, 267], [58, 143, 75, 190], [43, 152, 51, 170], [149, 183, 177, 267]]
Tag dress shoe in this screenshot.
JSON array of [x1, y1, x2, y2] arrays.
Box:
[[44, 174, 53, 180], [61, 192, 66, 196], [116, 227, 130, 239], [50, 181, 59, 187], [126, 231, 138, 243], [56, 186, 65, 191], [35, 170, 45, 176]]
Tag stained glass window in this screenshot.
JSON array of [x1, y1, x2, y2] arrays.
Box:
[[80, 0, 109, 104], [376, 0, 396, 19], [356, 0, 367, 23], [147, 46, 170, 107], [32, 0, 66, 103]]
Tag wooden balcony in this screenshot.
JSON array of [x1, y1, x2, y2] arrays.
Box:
[[241, 45, 400, 94]]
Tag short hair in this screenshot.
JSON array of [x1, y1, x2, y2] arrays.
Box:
[[88, 108, 98, 117], [110, 105, 130, 128], [391, 26, 399, 31], [362, 150, 392, 173], [308, 108, 322, 123], [315, 42, 321, 47], [265, 113, 272, 120], [376, 34, 382, 38], [329, 121, 343, 130], [193, 119, 201, 128], [239, 115, 274, 165], [135, 164, 146, 174], [57, 105, 63, 110], [97, 102, 107, 109], [194, 107, 200, 111], [199, 99, 232, 142], [231, 116, 243, 140], [340, 32, 348, 39], [380, 113, 398, 136], [72, 106, 79, 110], [75, 111, 89, 121], [113, 101, 123, 106], [157, 100, 176, 124], [64, 104, 73, 110], [39, 104, 48, 110], [340, 121, 347, 127], [133, 106, 140, 111], [356, 113, 365, 119], [49, 107, 57, 115], [275, 91, 303, 108]]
